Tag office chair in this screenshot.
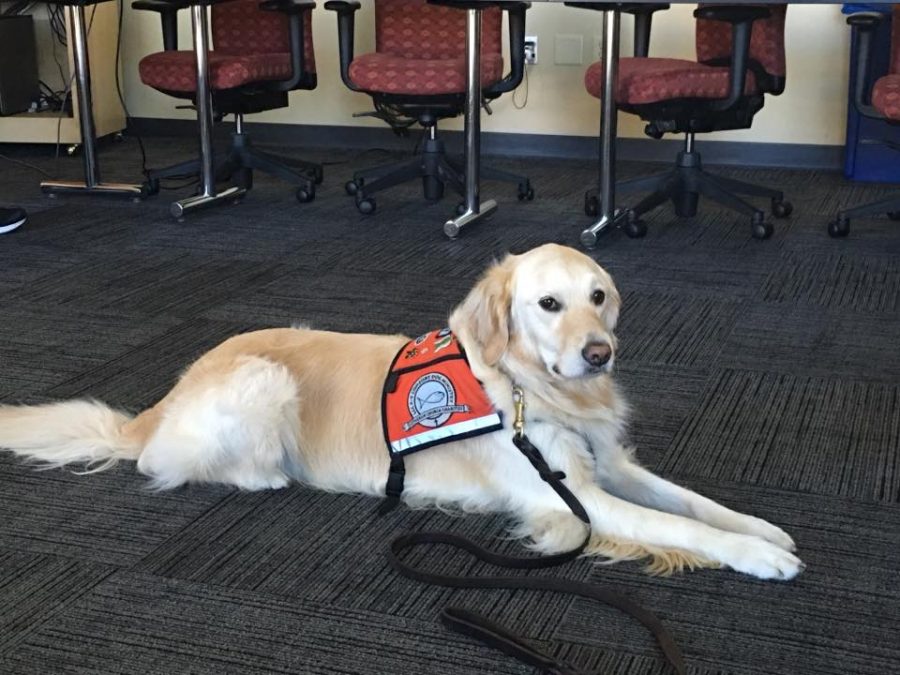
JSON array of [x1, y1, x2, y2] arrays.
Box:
[[326, 0, 532, 214], [830, 6, 900, 237], [575, 3, 791, 240], [135, 0, 320, 217]]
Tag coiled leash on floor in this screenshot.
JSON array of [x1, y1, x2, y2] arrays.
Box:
[[385, 386, 687, 675]]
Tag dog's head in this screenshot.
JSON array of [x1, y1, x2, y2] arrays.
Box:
[[450, 244, 621, 381]]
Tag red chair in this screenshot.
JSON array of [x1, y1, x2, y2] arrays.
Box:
[[572, 3, 792, 240], [831, 5, 900, 237], [135, 0, 320, 217], [326, 0, 532, 214]]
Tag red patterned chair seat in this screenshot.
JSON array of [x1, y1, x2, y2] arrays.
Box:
[[348, 51, 504, 95], [872, 73, 900, 121], [585, 57, 758, 105], [139, 51, 294, 93]]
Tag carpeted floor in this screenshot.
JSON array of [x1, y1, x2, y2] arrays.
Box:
[[1, 134, 898, 675]]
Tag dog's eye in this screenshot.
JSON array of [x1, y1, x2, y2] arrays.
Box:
[[591, 290, 606, 306], [538, 296, 561, 312]]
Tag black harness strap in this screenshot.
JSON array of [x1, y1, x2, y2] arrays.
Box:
[[386, 433, 687, 675]]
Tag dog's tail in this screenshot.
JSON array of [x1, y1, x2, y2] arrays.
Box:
[[0, 400, 141, 473]]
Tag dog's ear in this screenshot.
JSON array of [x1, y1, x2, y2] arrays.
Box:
[[451, 256, 515, 366], [599, 269, 622, 331]]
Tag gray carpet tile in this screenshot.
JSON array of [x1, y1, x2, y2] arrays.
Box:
[[0, 306, 181, 400], [615, 291, 740, 369], [761, 249, 900, 313], [2, 135, 899, 674], [201, 263, 477, 336], [43, 317, 256, 410], [0, 572, 539, 675], [0, 551, 112, 656], [615, 363, 710, 469], [0, 455, 229, 566], [658, 369, 900, 502], [13, 251, 285, 319], [137, 487, 594, 640], [600, 247, 780, 300], [553, 480, 900, 675], [720, 302, 900, 384]]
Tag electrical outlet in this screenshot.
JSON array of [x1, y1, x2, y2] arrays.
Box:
[[524, 35, 538, 65]]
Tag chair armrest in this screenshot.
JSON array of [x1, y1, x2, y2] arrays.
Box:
[[565, 3, 669, 58], [423, 1, 531, 97], [132, 0, 193, 51], [258, 0, 315, 91], [485, 2, 531, 96], [693, 5, 769, 23], [693, 4, 771, 112], [846, 11, 887, 118], [427, 0, 526, 8], [260, 0, 314, 12], [325, 0, 362, 92]]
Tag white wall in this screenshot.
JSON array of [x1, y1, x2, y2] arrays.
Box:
[[121, 3, 851, 146]]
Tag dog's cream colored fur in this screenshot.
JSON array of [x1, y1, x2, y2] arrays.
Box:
[[0, 244, 803, 580]]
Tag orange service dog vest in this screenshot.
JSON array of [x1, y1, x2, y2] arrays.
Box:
[[382, 328, 503, 456]]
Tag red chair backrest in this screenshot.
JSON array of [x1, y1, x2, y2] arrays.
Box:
[[892, 5, 900, 74], [695, 4, 787, 80], [374, 0, 502, 59], [212, 0, 316, 70]]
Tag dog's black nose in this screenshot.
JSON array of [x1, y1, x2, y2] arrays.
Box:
[[582, 342, 612, 367]]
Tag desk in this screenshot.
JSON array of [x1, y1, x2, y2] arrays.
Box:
[[454, 0, 894, 247], [0, 2, 125, 146], [36, 0, 144, 198]]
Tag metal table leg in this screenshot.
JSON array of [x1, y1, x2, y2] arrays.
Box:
[[41, 5, 145, 199], [580, 8, 626, 249], [443, 7, 497, 239], [170, 4, 244, 218]]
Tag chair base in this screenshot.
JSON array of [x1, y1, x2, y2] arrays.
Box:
[[586, 146, 792, 240], [41, 181, 148, 201], [345, 131, 533, 215], [145, 127, 321, 211], [171, 186, 247, 219], [829, 194, 900, 238]]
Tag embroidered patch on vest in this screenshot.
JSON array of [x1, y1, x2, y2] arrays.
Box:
[[382, 329, 503, 455]]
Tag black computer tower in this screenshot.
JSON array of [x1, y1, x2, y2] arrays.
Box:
[[0, 15, 39, 116]]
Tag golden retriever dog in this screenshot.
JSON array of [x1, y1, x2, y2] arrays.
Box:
[[0, 244, 803, 580]]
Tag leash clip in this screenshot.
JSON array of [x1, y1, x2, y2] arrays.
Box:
[[512, 385, 525, 439]]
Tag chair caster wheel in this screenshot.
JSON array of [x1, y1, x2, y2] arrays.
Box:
[[752, 221, 774, 240], [584, 193, 599, 217], [312, 167, 324, 185], [456, 202, 467, 216], [296, 186, 315, 203], [624, 213, 647, 238], [888, 211, 900, 221], [517, 182, 534, 201], [828, 217, 850, 238], [345, 180, 360, 196], [143, 179, 159, 196], [356, 196, 376, 214], [772, 198, 793, 218]]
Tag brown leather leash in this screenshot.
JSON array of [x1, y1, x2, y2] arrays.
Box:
[[385, 388, 686, 674]]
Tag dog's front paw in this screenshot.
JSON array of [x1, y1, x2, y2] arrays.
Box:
[[739, 516, 796, 552], [723, 535, 805, 581]]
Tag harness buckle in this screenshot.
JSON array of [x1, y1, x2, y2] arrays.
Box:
[[512, 385, 526, 439]]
